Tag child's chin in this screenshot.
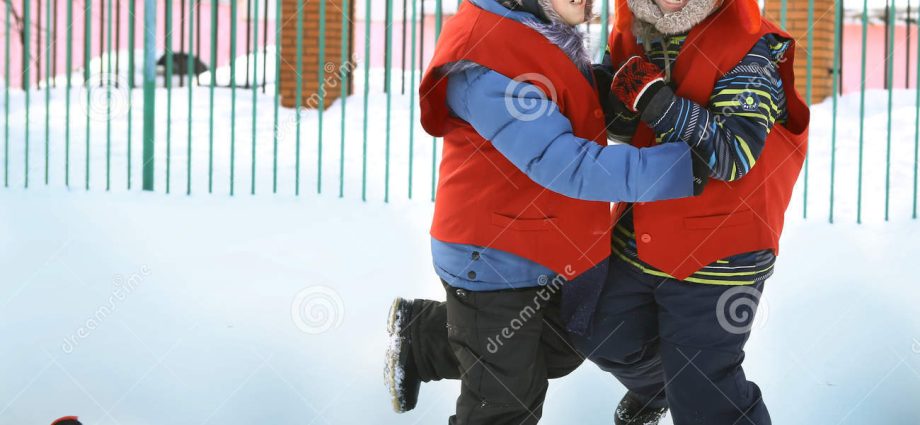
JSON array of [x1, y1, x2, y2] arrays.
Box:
[[656, 0, 688, 12], [561, 14, 586, 25]]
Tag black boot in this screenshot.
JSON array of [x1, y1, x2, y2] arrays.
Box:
[[615, 392, 668, 425], [384, 298, 422, 413]]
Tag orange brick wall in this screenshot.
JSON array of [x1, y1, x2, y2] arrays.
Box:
[[763, 0, 837, 104], [279, 0, 356, 109]]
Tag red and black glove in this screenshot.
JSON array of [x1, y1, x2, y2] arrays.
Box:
[[610, 56, 667, 114]]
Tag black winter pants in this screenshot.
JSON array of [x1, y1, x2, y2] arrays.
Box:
[[408, 281, 583, 425]]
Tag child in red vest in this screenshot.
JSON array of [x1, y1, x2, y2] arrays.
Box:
[[383, 0, 808, 424], [569, 0, 809, 424], [383, 0, 711, 423]]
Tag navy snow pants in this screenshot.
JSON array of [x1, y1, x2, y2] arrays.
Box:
[[570, 254, 771, 425]]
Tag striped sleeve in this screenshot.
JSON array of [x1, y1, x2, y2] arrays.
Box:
[[643, 34, 791, 181]]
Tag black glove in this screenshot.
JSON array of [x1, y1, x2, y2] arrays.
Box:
[[592, 63, 639, 142], [690, 145, 710, 196]]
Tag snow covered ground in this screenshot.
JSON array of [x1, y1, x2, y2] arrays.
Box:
[[1, 182, 919, 425], [1, 72, 920, 424]]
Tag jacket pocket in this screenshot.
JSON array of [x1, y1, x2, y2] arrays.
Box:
[[491, 213, 556, 232], [683, 210, 754, 230]]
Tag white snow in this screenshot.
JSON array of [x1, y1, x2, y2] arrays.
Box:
[[0, 69, 919, 424]]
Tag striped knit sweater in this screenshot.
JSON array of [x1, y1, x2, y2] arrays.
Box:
[[610, 32, 791, 285]]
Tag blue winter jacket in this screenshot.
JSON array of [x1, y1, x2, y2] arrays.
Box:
[[433, 0, 694, 291]]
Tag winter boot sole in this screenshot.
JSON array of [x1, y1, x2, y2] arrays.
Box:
[[384, 297, 419, 413]]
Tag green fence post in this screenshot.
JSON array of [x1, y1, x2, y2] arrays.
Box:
[[915, 0, 920, 219], [384, 0, 394, 202], [432, 0, 442, 202], [106, 0, 114, 190], [361, 0, 370, 201], [802, 0, 813, 218], [339, 0, 350, 198], [143, 0, 157, 191], [780, 0, 787, 29], [295, 0, 304, 195], [36, 0, 41, 89], [885, 0, 895, 221], [23, 0, 30, 188], [857, 0, 868, 223], [97, 0, 103, 85], [408, 0, 418, 199], [166, 0, 174, 193], [84, 0, 92, 190], [230, 0, 238, 196], [65, 0, 73, 187], [127, 0, 134, 189], [599, 0, 609, 62], [318, 0, 326, 194], [251, 0, 258, 195], [4, 1, 9, 187], [129, 0, 136, 90], [830, 0, 841, 223], [273, 0, 280, 194], [208, 0, 217, 193], [44, 0, 52, 185], [187, 0, 195, 195]]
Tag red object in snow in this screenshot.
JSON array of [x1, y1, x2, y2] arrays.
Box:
[[51, 416, 81, 425]]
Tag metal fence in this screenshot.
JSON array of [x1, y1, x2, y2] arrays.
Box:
[[1, 0, 918, 224]]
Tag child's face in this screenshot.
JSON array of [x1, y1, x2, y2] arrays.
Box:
[[551, 0, 588, 25], [653, 0, 690, 13]]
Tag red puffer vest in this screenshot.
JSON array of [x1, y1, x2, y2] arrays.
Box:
[[419, 1, 611, 279], [609, 0, 810, 280]]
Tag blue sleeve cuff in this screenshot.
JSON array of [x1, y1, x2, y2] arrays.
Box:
[[633, 142, 695, 202]]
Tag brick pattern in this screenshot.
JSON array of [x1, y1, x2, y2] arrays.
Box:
[[279, 0, 355, 109], [764, 0, 837, 104]]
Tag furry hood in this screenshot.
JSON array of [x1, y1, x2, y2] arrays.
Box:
[[627, 0, 722, 37], [442, 0, 593, 77], [503, 0, 594, 75], [527, 19, 593, 76]]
